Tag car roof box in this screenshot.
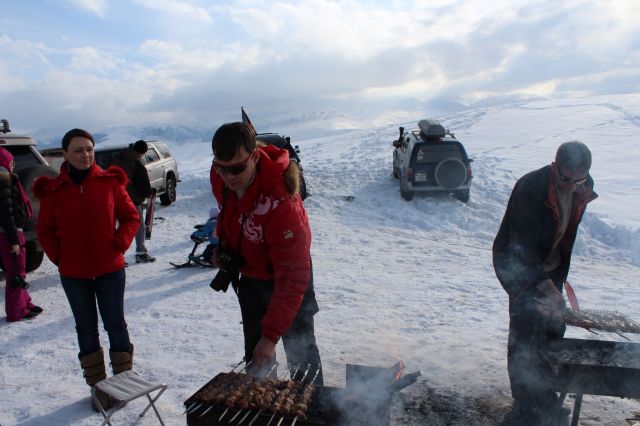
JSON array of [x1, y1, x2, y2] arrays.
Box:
[[418, 119, 445, 138]]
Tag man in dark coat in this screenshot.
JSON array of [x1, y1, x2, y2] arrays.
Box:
[[111, 140, 155, 263], [493, 141, 597, 425]]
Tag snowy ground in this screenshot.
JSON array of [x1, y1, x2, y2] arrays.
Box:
[[2, 94, 640, 425]]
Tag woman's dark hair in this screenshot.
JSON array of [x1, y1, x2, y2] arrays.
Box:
[[555, 141, 592, 171], [62, 128, 95, 150], [212, 122, 256, 161]]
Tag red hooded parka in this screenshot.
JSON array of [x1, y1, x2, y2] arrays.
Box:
[[210, 145, 312, 342], [33, 164, 139, 278]]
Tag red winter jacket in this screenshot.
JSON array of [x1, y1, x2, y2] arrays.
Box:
[[210, 145, 311, 342], [33, 163, 139, 278]]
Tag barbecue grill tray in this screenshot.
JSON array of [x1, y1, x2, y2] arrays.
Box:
[[546, 338, 640, 398], [185, 375, 342, 426]]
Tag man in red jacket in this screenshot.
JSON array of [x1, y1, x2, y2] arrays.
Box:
[[209, 122, 322, 384]]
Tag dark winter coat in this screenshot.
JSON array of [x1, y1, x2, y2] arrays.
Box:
[[210, 144, 311, 342], [0, 168, 30, 245], [33, 163, 139, 278], [493, 164, 597, 299], [110, 148, 152, 205]]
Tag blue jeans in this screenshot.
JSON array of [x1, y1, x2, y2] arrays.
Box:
[[61, 268, 131, 358], [135, 204, 147, 253]]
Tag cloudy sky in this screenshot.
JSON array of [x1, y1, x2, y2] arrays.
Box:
[[1, 0, 639, 131]]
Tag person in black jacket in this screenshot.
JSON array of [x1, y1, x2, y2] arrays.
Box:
[[0, 147, 42, 321], [110, 140, 155, 263], [493, 141, 597, 425]]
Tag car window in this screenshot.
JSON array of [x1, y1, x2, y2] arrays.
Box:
[[154, 143, 172, 159], [412, 144, 463, 164], [95, 149, 122, 169], [144, 148, 160, 164], [2, 145, 42, 172]]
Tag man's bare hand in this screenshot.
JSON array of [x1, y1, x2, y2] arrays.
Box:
[[252, 337, 276, 369], [210, 246, 220, 267], [537, 279, 566, 308]]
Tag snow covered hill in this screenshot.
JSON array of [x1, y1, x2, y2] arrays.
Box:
[[1, 94, 640, 425]]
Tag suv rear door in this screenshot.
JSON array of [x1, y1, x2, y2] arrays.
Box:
[[410, 143, 466, 186], [142, 145, 164, 191]]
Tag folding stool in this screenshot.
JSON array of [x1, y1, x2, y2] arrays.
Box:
[[92, 370, 168, 425]]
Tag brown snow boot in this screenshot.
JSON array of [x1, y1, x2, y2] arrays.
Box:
[[79, 348, 111, 412], [109, 343, 134, 374]]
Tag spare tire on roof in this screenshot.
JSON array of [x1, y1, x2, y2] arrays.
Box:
[[434, 158, 467, 189]]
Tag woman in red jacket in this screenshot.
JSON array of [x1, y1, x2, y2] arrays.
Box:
[[34, 128, 139, 411]]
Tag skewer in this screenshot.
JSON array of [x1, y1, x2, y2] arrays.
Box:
[[228, 408, 244, 423], [238, 360, 253, 374], [227, 362, 280, 424], [230, 357, 247, 372], [289, 366, 321, 425], [220, 372, 255, 421], [265, 364, 305, 426], [250, 365, 297, 426], [236, 409, 252, 424], [198, 405, 214, 418], [219, 406, 231, 421], [271, 364, 312, 426], [186, 402, 203, 415], [183, 402, 196, 414], [248, 409, 263, 426], [616, 331, 631, 341]]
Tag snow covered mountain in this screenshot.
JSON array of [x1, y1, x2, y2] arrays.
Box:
[[2, 93, 640, 425]]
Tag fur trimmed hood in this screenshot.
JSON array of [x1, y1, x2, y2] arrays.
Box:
[[33, 163, 128, 199]]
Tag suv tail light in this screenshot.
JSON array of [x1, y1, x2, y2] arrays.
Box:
[[407, 167, 414, 179], [467, 166, 473, 177]]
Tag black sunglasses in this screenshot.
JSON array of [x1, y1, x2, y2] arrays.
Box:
[[557, 168, 588, 185], [213, 151, 255, 176]]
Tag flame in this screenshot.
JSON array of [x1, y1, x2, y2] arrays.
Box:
[[394, 360, 405, 380]]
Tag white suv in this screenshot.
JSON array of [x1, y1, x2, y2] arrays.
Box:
[[94, 141, 180, 205], [0, 119, 59, 272]]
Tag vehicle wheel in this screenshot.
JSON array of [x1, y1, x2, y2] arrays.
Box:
[[454, 189, 470, 203], [299, 173, 308, 200], [401, 189, 414, 201], [160, 177, 176, 205], [19, 164, 59, 232], [25, 240, 45, 273]]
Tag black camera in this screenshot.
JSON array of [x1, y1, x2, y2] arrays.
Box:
[[209, 249, 244, 292], [12, 276, 30, 290]]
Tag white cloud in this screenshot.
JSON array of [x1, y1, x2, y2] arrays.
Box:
[[2, 0, 640, 131], [134, 0, 212, 23], [69, 46, 122, 73], [69, 0, 107, 17]]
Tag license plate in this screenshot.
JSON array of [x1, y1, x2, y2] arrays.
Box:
[[415, 172, 427, 182]]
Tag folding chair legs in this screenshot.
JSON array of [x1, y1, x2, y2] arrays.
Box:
[[92, 371, 168, 425], [140, 385, 168, 425]]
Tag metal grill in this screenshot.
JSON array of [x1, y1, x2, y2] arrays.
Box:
[[546, 338, 640, 426], [184, 362, 420, 426]]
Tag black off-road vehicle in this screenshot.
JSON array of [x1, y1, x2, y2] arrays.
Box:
[[392, 119, 473, 202], [242, 108, 308, 200]]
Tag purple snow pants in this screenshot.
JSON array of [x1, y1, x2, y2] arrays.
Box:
[[1, 232, 33, 322]]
